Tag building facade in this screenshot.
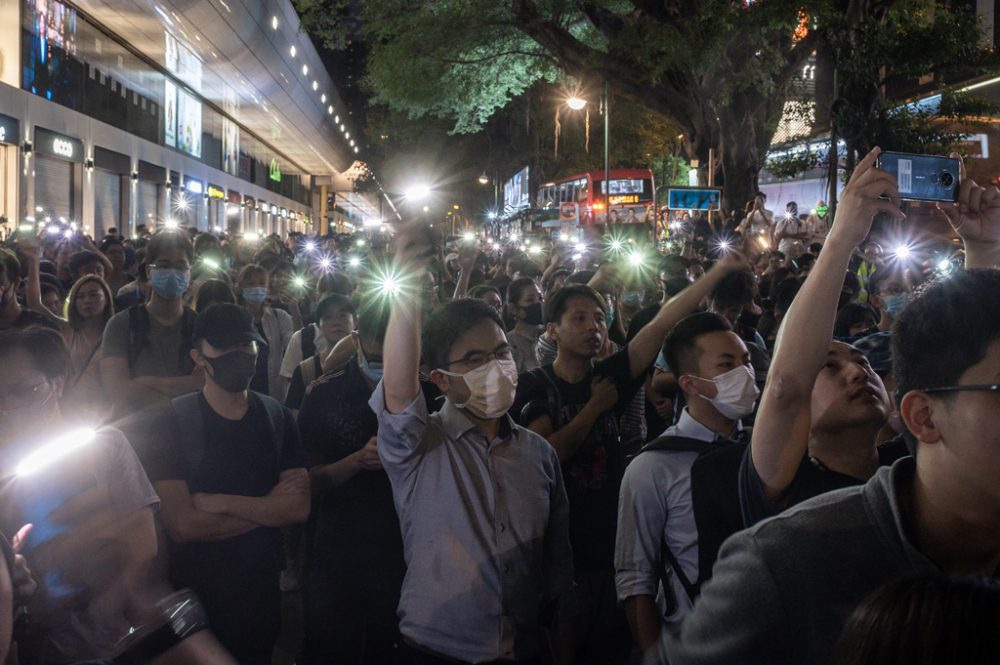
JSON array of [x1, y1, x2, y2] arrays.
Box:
[[0, 0, 375, 238]]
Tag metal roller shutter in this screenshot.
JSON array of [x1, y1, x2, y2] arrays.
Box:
[[136, 180, 159, 228], [94, 169, 122, 238], [34, 155, 73, 223]]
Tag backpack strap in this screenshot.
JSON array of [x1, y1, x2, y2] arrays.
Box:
[[635, 434, 713, 606], [518, 366, 564, 430], [299, 354, 320, 387], [252, 391, 287, 472], [170, 391, 207, 484], [300, 324, 317, 361]]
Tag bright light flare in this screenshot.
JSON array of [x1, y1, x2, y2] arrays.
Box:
[[202, 257, 220, 270], [529, 245, 543, 255], [293, 276, 307, 288], [574, 241, 587, 252], [46, 225, 60, 235], [628, 251, 645, 267], [937, 259, 953, 274], [462, 231, 475, 242], [404, 184, 432, 201], [319, 257, 334, 271], [894, 244, 912, 259], [244, 232, 260, 242], [63, 229, 74, 238], [756, 234, 770, 250], [304, 241, 317, 253], [355, 239, 366, 248], [17, 428, 97, 477], [566, 97, 587, 110]]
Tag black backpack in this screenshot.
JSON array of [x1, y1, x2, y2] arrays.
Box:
[[634, 432, 749, 608], [169, 391, 288, 482], [126, 304, 196, 378], [300, 324, 317, 361]]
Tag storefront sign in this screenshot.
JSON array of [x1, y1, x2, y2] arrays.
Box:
[[227, 190, 241, 204], [184, 177, 204, 195], [280, 208, 287, 218], [609, 194, 640, 205], [270, 204, 278, 215], [35, 127, 84, 163], [667, 187, 721, 211], [207, 184, 225, 199], [0, 114, 19, 146], [269, 159, 282, 183]]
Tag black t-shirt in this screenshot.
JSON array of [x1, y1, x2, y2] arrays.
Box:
[[136, 393, 306, 593], [626, 304, 660, 343], [739, 435, 910, 527], [511, 346, 644, 572]]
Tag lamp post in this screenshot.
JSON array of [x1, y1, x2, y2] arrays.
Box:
[[567, 81, 611, 224]]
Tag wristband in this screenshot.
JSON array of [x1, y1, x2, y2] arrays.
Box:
[[114, 589, 209, 665]]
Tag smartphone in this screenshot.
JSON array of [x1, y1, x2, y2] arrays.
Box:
[[876, 151, 960, 203]]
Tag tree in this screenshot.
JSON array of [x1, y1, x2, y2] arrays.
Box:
[[298, 0, 993, 211]]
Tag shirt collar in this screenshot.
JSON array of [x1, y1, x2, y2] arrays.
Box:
[[438, 398, 515, 444], [672, 408, 743, 443]]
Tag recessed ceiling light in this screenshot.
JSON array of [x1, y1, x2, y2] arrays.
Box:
[[321, 94, 326, 103], [289, 45, 296, 57], [327, 105, 334, 114], [271, 16, 278, 29], [302, 64, 308, 75], [312, 81, 318, 90]]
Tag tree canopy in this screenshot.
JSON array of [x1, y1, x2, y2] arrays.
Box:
[[299, 0, 997, 211]]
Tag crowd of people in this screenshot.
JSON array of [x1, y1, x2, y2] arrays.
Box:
[[0, 145, 997, 665]]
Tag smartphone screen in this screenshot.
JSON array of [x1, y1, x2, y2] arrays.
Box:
[[877, 151, 961, 203]]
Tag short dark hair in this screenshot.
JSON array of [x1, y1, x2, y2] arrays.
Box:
[[867, 266, 905, 299], [0, 327, 71, 379], [469, 284, 502, 302], [663, 312, 732, 377], [543, 268, 571, 292], [356, 295, 392, 346], [422, 298, 506, 370], [894, 269, 1000, 408], [270, 260, 296, 277], [793, 253, 816, 272], [661, 255, 691, 278], [836, 574, 1000, 665], [194, 279, 236, 312], [69, 250, 104, 276], [710, 270, 757, 310], [567, 270, 596, 285], [545, 284, 605, 325], [663, 276, 691, 299], [834, 303, 878, 338], [315, 293, 355, 321], [773, 277, 804, 314], [146, 230, 194, 265], [318, 272, 353, 297], [0, 248, 20, 282]]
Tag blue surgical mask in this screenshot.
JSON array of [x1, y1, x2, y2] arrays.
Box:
[[358, 347, 383, 384], [150, 268, 190, 300], [883, 293, 910, 319], [242, 287, 268, 306]]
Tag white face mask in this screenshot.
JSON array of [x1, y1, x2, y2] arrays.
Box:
[[693, 365, 760, 420], [439, 358, 519, 420]]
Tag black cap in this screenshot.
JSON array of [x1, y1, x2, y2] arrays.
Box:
[[193, 304, 267, 349]]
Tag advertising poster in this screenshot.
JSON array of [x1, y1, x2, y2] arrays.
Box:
[[177, 89, 201, 157], [503, 166, 531, 211], [163, 79, 177, 148], [222, 85, 239, 176]]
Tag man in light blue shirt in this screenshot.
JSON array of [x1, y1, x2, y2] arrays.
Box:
[[371, 224, 574, 665], [616, 312, 757, 654]]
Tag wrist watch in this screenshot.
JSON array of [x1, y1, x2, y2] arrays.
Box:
[[114, 589, 209, 665]]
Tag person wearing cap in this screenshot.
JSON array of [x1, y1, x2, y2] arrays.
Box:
[[135, 303, 310, 665]]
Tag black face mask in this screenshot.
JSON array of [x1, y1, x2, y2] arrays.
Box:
[[522, 302, 545, 326], [204, 351, 258, 392]]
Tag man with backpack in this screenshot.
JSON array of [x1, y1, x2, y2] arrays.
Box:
[[101, 230, 203, 417], [615, 312, 758, 651], [280, 293, 356, 411], [512, 256, 744, 665], [136, 303, 310, 664]]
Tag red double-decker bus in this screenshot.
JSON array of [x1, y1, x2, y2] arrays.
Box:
[[536, 168, 654, 226]]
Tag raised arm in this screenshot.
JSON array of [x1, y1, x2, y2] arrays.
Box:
[[939, 152, 1000, 269], [384, 223, 434, 413], [452, 241, 477, 300], [751, 147, 903, 499], [628, 254, 743, 378]]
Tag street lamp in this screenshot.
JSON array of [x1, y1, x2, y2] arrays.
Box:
[[566, 83, 611, 223], [478, 172, 489, 186]]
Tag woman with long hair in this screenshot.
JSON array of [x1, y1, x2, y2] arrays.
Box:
[[59, 274, 116, 422]]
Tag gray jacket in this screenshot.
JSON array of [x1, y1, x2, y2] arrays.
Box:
[[656, 457, 935, 665]]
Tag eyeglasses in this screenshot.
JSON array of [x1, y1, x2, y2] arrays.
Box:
[[0, 381, 50, 411], [439, 347, 513, 370], [920, 384, 1000, 395]]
